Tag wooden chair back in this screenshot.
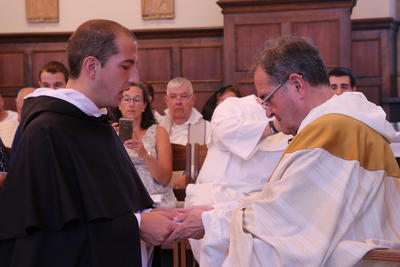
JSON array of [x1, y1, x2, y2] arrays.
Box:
[[362, 248, 400, 262], [171, 143, 191, 201], [192, 143, 208, 183]]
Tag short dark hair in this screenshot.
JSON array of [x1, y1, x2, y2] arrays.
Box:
[[201, 85, 241, 121], [39, 61, 69, 83], [67, 19, 136, 79], [328, 67, 357, 88], [252, 36, 329, 87]]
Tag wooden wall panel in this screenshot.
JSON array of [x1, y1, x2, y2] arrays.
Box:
[[0, 52, 25, 90], [220, 0, 353, 92], [235, 23, 281, 71], [351, 39, 381, 77], [138, 48, 172, 82], [291, 20, 340, 68], [0, 30, 224, 114], [351, 18, 398, 120], [181, 46, 222, 82]]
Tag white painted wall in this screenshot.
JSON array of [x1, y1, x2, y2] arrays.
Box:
[[351, 0, 397, 19], [0, 0, 223, 33], [0, 0, 395, 34]]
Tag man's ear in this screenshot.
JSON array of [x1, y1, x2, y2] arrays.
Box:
[[291, 74, 306, 99], [82, 56, 99, 80]]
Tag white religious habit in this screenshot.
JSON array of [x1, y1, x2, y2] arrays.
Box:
[[184, 95, 291, 265], [159, 107, 210, 145], [198, 92, 400, 267]]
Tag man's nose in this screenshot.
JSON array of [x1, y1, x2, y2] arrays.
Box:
[[128, 67, 139, 83], [265, 108, 274, 118]]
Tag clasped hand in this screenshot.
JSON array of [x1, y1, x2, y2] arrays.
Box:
[[140, 206, 213, 246]]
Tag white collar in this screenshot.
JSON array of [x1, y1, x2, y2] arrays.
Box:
[[164, 107, 203, 126], [26, 88, 107, 117]]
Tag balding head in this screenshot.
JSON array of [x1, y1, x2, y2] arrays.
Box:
[[16, 87, 36, 121]]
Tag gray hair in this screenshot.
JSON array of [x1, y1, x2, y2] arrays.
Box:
[[166, 77, 193, 95], [252, 35, 329, 87]]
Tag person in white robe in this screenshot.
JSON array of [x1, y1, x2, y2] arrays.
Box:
[[184, 94, 291, 265], [166, 36, 400, 267]]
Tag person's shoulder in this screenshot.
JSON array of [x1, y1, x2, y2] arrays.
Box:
[[5, 110, 18, 122], [155, 124, 171, 142]]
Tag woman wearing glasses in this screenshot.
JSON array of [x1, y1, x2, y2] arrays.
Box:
[[116, 82, 176, 208]]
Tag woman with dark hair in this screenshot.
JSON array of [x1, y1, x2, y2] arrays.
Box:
[[117, 82, 176, 208], [201, 85, 241, 121], [143, 81, 163, 122]]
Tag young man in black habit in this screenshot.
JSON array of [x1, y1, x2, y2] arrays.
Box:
[[0, 19, 177, 267]]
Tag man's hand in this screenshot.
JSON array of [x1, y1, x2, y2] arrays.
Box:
[[140, 211, 177, 246], [151, 207, 182, 219], [165, 206, 213, 243]]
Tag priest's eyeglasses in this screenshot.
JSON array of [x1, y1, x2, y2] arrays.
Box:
[[260, 73, 303, 110], [260, 78, 288, 110]]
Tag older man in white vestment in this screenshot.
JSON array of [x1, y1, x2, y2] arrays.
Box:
[[184, 94, 291, 265], [166, 36, 400, 267]]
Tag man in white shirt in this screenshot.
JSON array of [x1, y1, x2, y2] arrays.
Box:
[[159, 77, 209, 145], [159, 77, 210, 189]]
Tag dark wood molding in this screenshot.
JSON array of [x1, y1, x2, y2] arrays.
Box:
[[0, 32, 71, 43], [352, 17, 399, 31], [134, 27, 223, 40], [0, 27, 224, 44], [217, 0, 356, 14]]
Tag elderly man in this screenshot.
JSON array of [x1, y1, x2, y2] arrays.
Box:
[[38, 60, 69, 89], [160, 77, 209, 145], [328, 67, 357, 95], [168, 36, 400, 267], [0, 19, 177, 267], [160, 77, 210, 189]]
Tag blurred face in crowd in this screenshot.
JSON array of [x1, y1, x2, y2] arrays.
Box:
[[216, 90, 237, 106], [119, 85, 146, 121], [329, 75, 355, 95], [165, 83, 196, 125], [16, 87, 36, 122], [38, 71, 67, 89]]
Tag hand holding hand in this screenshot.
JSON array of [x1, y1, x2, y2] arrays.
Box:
[[140, 211, 178, 246], [165, 206, 213, 243], [151, 207, 183, 220]]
